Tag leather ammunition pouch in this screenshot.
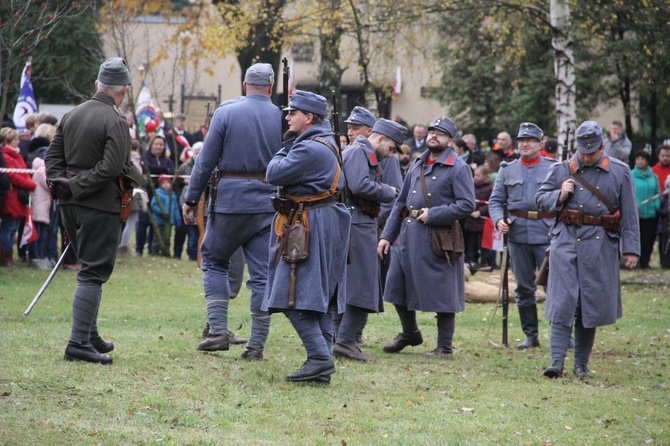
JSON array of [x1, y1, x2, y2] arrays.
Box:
[[601, 214, 621, 232], [350, 195, 381, 218], [560, 209, 583, 227], [559, 209, 620, 231], [416, 168, 465, 264], [281, 204, 309, 264], [431, 222, 465, 263]]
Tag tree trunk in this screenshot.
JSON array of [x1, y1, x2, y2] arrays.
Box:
[[316, 0, 344, 106], [348, 0, 379, 115], [550, 0, 577, 158]]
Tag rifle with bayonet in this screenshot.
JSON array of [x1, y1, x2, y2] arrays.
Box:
[[331, 90, 347, 204], [500, 203, 510, 348], [561, 126, 572, 162], [281, 57, 289, 134]]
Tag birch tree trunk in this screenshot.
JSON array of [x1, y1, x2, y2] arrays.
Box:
[[550, 0, 577, 158]]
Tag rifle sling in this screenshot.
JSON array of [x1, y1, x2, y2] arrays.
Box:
[[565, 161, 615, 213]]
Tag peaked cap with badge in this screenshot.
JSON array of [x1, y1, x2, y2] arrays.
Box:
[[345, 106, 376, 128], [428, 116, 457, 138], [575, 121, 604, 154], [517, 122, 543, 141]]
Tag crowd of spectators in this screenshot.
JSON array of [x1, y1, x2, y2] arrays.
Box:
[[1, 113, 669, 270]]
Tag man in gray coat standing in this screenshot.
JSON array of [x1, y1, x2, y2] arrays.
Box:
[[45, 58, 133, 364], [489, 122, 555, 350], [182, 63, 281, 360], [535, 121, 640, 379], [333, 118, 404, 362], [378, 116, 475, 357]]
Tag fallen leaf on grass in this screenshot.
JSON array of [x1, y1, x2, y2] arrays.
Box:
[[565, 426, 572, 430], [460, 407, 474, 412], [1, 392, 11, 397]]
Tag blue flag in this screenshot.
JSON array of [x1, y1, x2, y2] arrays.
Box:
[[13, 61, 38, 131]]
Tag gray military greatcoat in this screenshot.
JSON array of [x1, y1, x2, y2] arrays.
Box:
[[535, 154, 640, 328], [343, 135, 396, 312], [381, 148, 475, 313]]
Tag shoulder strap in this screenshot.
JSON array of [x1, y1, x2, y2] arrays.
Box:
[[310, 137, 342, 165], [565, 161, 615, 213], [418, 166, 432, 208]]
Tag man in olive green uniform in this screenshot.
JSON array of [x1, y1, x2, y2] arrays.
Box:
[[45, 58, 133, 364]]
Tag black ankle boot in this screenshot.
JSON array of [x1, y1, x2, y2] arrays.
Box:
[[517, 305, 540, 350], [90, 331, 114, 353], [64, 342, 113, 364], [543, 360, 564, 378]]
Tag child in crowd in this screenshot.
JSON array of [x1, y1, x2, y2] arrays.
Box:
[[28, 157, 53, 269], [149, 175, 182, 255]]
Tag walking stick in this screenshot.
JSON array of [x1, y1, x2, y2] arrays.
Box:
[[24, 243, 71, 317]]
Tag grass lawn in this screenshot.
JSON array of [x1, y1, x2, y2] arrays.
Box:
[[1, 252, 668, 445]]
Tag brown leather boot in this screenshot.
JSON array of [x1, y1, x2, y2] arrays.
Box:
[[383, 330, 423, 353], [1, 250, 15, 267]]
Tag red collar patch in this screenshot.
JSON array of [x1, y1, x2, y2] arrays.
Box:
[[369, 152, 377, 165], [521, 156, 540, 166], [445, 156, 455, 165]]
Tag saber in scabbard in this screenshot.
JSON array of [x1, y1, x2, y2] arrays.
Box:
[[24, 243, 72, 317]]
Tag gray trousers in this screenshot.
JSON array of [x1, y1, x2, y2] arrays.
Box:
[[200, 213, 272, 349], [285, 310, 333, 359], [507, 241, 548, 307]]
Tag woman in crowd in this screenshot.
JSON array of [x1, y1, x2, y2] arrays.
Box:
[[632, 150, 661, 269], [1, 127, 36, 266], [137, 134, 174, 256]]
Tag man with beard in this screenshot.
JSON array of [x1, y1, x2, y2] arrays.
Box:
[[378, 116, 475, 357], [333, 118, 405, 361], [398, 144, 413, 180], [182, 63, 280, 360], [263, 90, 351, 383], [489, 122, 555, 350], [535, 121, 639, 379]]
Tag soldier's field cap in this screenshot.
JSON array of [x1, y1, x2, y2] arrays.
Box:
[[97, 57, 131, 85], [244, 63, 274, 86], [345, 106, 376, 128], [517, 122, 543, 141], [283, 90, 328, 117], [428, 116, 457, 138], [373, 118, 408, 149], [575, 121, 604, 154]]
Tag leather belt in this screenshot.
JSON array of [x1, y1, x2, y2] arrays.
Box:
[[509, 209, 554, 220], [216, 170, 266, 181], [559, 209, 603, 226], [401, 207, 424, 219]]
